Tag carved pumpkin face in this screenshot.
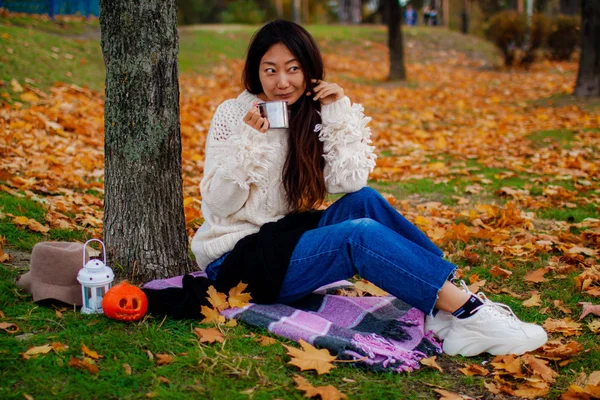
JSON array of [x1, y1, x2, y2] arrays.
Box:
[[102, 281, 148, 321]]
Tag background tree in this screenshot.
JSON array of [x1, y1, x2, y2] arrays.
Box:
[[100, 0, 193, 281], [386, 0, 406, 80], [574, 0, 600, 97]]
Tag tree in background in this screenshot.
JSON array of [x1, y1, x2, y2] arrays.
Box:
[[386, 0, 406, 80], [100, 0, 193, 281], [574, 0, 600, 97]]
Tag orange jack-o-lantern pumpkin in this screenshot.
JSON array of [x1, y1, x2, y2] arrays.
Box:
[[102, 281, 148, 322]]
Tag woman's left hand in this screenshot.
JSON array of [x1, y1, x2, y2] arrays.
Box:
[[308, 80, 344, 105]]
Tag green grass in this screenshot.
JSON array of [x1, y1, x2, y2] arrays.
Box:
[[0, 13, 100, 35], [0, 24, 105, 94], [0, 193, 89, 251]]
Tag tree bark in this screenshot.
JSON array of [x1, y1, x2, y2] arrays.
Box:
[[387, 0, 406, 81], [100, 0, 193, 281], [559, 0, 580, 15], [574, 0, 600, 97]]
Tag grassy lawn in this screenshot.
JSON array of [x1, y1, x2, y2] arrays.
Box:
[[2, 13, 600, 400]]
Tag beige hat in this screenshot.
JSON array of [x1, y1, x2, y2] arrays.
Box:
[[16, 242, 84, 306]]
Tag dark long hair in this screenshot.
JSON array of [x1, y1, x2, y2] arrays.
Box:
[[243, 20, 326, 212]]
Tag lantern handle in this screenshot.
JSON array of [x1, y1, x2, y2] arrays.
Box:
[[83, 239, 107, 267]]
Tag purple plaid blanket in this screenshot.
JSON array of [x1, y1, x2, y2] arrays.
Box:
[[144, 273, 442, 373]]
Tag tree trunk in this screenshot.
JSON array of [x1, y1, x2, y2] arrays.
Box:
[[100, 0, 193, 281], [387, 0, 406, 81], [275, 0, 283, 18], [559, 0, 580, 15], [293, 0, 301, 23], [574, 0, 600, 97], [350, 0, 361, 23]]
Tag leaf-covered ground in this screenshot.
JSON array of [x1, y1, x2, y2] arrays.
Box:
[[1, 16, 599, 400]]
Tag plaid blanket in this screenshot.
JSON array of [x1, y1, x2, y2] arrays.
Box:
[[144, 273, 442, 373]]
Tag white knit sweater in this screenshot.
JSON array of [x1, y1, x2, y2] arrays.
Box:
[[191, 90, 376, 269]]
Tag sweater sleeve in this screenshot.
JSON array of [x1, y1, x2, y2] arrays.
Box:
[[319, 97, 377, 194], [200, 101, 275, 219]]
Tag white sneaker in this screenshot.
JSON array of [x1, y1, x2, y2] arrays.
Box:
[[442, 295, 548, 357], [425, 311, 453, 339], [425, 280, 471, 339]]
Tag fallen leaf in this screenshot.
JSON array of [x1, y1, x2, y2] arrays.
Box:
[[22, 344, 54, 359], [553, 300, 572, 314], [293, 375, 347, 400], [580, 302, 600, 320], [228, 282, 252, 308], [69, 357, 99, 374], [458, 363, 489, 376], [489, 265, 512, 278], [524, 267, 550, 283], [433, 388, 471, 399], [521, 354, 558, 383], [51, 342, 68, 352], [225, 319, 238, 327], [539, 340, 584, 359], [0, 322, 20, 334], [420, 356, 443, 372], [522, 292, 542, 308], [155, 353, 175, 366], [543, 318, 583, 337], [193, 327, 224, 344], [587, 320, 600, 333], [254, 335, 277, 346], [146, 350, 154, 361], [206, 285, 228, 312], [284, 339, 336, 375], [158, 376, 171, 384], [468, 279, 486, 293], [200, 305, 226, 325], [353, 280, 388, 297], [123, 363, 132, 375], [82, 343, 102, 359]]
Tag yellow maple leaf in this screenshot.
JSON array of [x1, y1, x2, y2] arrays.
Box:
[[293, 375, 347, 400], [200, 305, 225, 325], [283, 339, 336, 375], [228, 282, 252, 309], [206, 285, 228, 311], [0, 322, 19, 334]]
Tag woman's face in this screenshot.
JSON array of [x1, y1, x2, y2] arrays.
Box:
[[258, 43, 306, 106]]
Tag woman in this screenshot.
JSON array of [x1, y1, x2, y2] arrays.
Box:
[[190, 20, 547, 357]]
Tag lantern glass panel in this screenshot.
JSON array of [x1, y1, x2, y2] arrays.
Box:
[[95, 287, 105, 309]]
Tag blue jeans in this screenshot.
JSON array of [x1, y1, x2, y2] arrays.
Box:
[[277, 187, 456, 314], [206, 187, 456, 315]]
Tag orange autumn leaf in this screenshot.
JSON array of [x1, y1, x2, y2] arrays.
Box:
[[524, 267, 550, 283], [522, 292, 542, 308], [69, 357, 99, 374], [193, 327, 225, 344], [254, 335, 277, 346], [538, 340, 584, 359], [228, 282, 252, 309], [200, 305, 226, 325], [283, 339, 336, 375], [292, 375, 348, 400], [206, 285, 228, 312], [489, 265, 512, 279], [458, 363, 489, 377], [81, 343, 102, 359], [420, 356, 443, 372], [155, 354, 175, 366], [543, 318, 583, 337]]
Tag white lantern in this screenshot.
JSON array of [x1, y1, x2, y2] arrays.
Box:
[[77, 239, 114, 314]]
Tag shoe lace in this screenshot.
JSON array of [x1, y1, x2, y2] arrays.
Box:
[[458, 280, 520, 323]]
